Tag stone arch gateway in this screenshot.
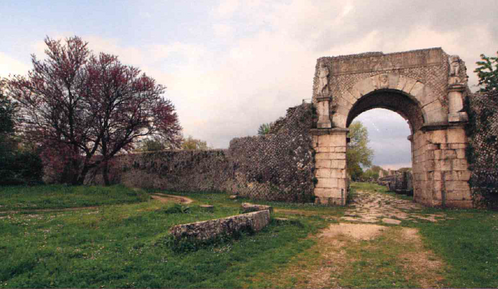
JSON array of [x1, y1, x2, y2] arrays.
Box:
[[311, 48, 472, 208]]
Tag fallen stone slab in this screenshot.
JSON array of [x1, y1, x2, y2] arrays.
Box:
[[169, 210, 271, 241], [241, 203, 273, 214]]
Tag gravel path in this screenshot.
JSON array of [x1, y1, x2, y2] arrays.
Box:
[[341, 190, 447, 224]]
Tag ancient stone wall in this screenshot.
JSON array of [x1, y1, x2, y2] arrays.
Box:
[[88, 104, 315, 203], [467, 90, 498, 208]]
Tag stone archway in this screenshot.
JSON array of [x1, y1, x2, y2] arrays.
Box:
[[311, 48, 472, 208]]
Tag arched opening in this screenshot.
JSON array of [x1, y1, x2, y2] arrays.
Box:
[[346, 90, 423, 198], [348, 108, 414, 197], [346, 89, 425, 134]]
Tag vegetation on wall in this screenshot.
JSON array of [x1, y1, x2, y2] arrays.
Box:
[[257, 122, 273, 135], [475, 51, 498, 92], [466, 51, 498, 208]]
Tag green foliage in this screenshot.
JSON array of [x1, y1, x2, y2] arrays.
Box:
[[136, 138, 167, 152], [162, 203, 191, 214], [475, 51, 498, 92], [0, 83, 44, 186], [0, 83, 15, 136], [181, 135, 210, 150], [0, 150, 43, 186], [257, 122, 273, 135], [347, 121, 373, 180]]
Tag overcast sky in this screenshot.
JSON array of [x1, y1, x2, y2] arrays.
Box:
[[1, 0, 497, 169]]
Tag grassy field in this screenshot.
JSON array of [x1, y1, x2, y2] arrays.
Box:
[[0, 185, 149, 212], [0, 184, 497, 288], [0, 187, 342, 288]]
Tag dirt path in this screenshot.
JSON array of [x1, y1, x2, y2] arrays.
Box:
[[150, 193, 194, 204], [0, 193, 193, 216], [261, 189, 447, 288], [0, 206, 100, 216]]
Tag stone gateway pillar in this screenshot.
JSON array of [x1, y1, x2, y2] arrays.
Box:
[[311, 48, 473, 208]]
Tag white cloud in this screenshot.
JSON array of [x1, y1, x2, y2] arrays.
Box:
[[0, 52, 30, 78], [214, 0, 240, 18], [213, 24, 235, 38]]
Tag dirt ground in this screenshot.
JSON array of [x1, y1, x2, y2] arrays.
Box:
[[262, 189, 447, 288]]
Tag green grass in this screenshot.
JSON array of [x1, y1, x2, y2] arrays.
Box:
[[0, 185, 149, 212], [2, 184, 497, 288], [0, 187, 334, 288], [350, 182, 413, 201], [417, 209, 498, 288]]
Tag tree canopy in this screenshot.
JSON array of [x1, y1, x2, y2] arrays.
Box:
[[6, 36, 181, 185], [181, 136, 209, 150], [347, 121, 373, 180], [475, 51, 498, 92]]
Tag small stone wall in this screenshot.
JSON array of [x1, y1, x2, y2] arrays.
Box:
[[88, 104, 316, 203], [169, 210, 271, 241]]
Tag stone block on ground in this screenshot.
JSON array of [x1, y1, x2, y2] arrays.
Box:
[[169, 210, 271, 241], [241, 203, 273, 214]]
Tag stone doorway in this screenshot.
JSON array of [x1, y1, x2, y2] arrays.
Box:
[[311, 48, 472, 208]]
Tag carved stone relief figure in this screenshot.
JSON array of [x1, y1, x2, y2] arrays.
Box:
[[317, 62, 330, 96], [372, 74, 389, 89], [448, 55, 466, 85]]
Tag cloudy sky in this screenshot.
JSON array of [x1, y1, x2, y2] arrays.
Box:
[[1, 0, 497, 169]]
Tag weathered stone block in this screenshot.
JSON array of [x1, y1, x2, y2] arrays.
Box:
[[447, 128, 467, 144], [330, 169, 346, 178], [402, 77, 418, 95], [330, 159, 347, 169], [428, 130, 447, 144], [316, 177, 338, 188], [315, 152, 346, 160], [354, 78, 375, 96], [169, 210, 271, 241], [315, 160, 331, 168], [424, 101, 447, 124], [241, 203, 273, 214], [331, 112, 347, 128], [445, 180, 470, 192], [452, 159, 469, 171], [315, 168, 331, 178], [445, 189, 471, 201]]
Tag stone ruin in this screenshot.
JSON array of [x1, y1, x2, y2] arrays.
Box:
[[378, 171, 413, 196], [84, 47, 490, 209], [312, 48, 472, 208]]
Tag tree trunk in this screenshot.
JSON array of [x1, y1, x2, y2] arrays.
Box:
[[75, 165, 90, 186], [102, 159, 110, 186]]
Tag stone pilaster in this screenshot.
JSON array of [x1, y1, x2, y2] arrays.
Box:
[[412, 125, 472, 208], [448, 84, 468, 123], [316, 96, 332, 129], [311, 128, 348, 205]]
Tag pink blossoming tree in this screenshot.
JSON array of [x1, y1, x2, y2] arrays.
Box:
[[7, 36, 181, 185]]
